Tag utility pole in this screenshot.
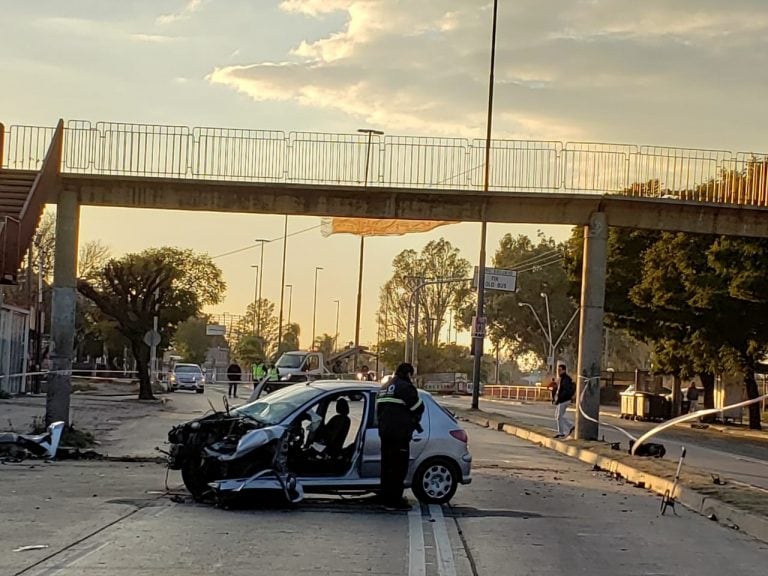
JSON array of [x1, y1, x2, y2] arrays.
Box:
[[254, 239, 268, 338], [333, 299, 340, 352], [354, 128, 383, 366], [471, 0, 499, 410], [312, 267, 323, 349], [277, 216, 288, 353]]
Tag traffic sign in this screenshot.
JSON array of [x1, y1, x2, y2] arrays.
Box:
[[143, 330, 161, 347], [206, 324, 226, 336], [472, 315, 487, 338], [473, 266, 517, 292]]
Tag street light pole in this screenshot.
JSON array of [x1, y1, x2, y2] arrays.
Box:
[[541, 292, 554, 372], [334, 299, 340, 352], [471, 0, 499, 410], [312, 266, 323, 349], [354, 128, 383, 363], [519, 301, 581, 373], [285, 284, 293, 324], [254, 238, 268, 338], [250, 264, 259, 335], [277, 216, 289, 352], [518, 301, 551, 362]]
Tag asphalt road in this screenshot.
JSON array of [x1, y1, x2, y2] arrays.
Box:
[[440, 396, 768, 491], [2, 392, 767, 576]]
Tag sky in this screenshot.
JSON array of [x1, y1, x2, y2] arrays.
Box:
[[2, 0, 767, 348]]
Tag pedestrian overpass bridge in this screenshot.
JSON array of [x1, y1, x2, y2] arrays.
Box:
[[1, 118, 766, 436]]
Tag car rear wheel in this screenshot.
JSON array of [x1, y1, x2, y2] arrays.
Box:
[[412, 458, 459, 504]]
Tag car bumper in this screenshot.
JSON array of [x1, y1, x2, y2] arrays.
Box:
[[175, 383, 204, 390]]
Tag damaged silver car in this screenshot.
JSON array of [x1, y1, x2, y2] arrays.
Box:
[[167, 380, 472, 505]]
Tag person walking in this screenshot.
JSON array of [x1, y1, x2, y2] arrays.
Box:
[[376, 362, 424, 510], [686, 381, 700, 414], [227, 362, 242, 398], [553, 362, 575, 439]]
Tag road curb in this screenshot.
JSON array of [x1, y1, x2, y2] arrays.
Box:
[[456, 409, 768, 544]]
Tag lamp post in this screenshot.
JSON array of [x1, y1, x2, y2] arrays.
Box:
[[334, 299, 340, 352], [518, 300, 580, 374], [277, 216, 289, 352], [254, 238, 268, 337], [471, 0, 499, 410], [250, 264, 259, 335], [312, 266, 323, 349], [354, 128, 383, 363], [540, 292, 554, 372], [285, 284, 293, 324]]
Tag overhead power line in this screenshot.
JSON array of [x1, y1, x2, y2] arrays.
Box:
[[211, 223, 322, 259]]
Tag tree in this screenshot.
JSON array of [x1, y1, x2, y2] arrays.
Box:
[[233, 299, 279, 354], [276, 323, 301, 357], [78, 240, 112, 281], [458, 233, 578, 371], [77, 248, 225, 399], [234, 334, 268, 368], [174, 317, 211, 364], [313, 333, 335, 358], [376, 239, 470, 345], [567, 222, 768, 429]]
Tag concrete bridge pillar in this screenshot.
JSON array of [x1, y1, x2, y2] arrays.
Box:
[[45, 189, 80, 425], [575, 211, 607, 440]]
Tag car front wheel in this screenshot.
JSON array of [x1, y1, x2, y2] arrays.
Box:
[[196, 388, 204, 394], [412, 458, 459, 504]]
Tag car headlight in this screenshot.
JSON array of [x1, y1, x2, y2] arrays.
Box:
[[170, 374, 176, 383]]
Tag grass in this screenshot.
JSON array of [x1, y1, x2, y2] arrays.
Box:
[[0, 390, 11, 399]]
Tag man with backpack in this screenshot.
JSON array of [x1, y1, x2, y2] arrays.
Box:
[[553, 362, 575, 439]]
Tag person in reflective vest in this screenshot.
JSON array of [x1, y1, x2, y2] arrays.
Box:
[[376, 362, 424, 510], [267, 365, 280, 381], [253, 360, 267, 383]]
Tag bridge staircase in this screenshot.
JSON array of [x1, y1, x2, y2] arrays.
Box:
[[0, 120, 62, 284]]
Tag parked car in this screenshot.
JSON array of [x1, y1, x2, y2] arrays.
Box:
[[168, 363, 205, 393], [167, 380, 472, 505]]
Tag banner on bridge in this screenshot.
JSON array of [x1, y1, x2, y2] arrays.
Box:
[[320, 217, 452, 237]]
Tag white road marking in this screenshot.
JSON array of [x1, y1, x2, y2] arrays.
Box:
[[408, 507, 426, 576], [429, 504, 457, 576], [35, 540, 112, 576]]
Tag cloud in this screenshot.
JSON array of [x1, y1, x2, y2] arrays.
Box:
[[157, 0, 206, 25], [130, 33, 178, 44], [207, 0, 768, 149]]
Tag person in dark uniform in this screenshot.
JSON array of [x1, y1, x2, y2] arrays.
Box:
[[376, 362, 424, 510], [227, 362, 242, 398]]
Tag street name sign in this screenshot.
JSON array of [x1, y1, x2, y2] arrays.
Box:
[[473, 267, 518, 292]]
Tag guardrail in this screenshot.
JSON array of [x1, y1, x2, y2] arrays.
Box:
[[484, 385, 552, 403], [2, 119, 767, 206]]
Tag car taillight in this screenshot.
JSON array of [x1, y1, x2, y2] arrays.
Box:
[[449, 429, 468, 443]]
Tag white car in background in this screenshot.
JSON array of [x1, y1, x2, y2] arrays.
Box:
[[168, 363, 206, 393]]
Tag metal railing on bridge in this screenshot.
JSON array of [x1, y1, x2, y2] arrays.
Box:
[[2, 120, 767, 206]]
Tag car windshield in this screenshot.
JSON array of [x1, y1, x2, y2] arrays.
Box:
[[233, 385, 325, 425], [175, 365, 201, 374], [276, 354, 305, 369]]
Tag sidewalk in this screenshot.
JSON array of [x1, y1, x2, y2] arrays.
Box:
[[452, 405, 768, 545], [0, 389, 201, 458]]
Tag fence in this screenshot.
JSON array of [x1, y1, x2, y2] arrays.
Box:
[[484, 385, 552, 403], [2, 119, 768, 206]]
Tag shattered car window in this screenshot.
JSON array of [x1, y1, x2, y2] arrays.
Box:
[[233, 385, 325, 425]]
